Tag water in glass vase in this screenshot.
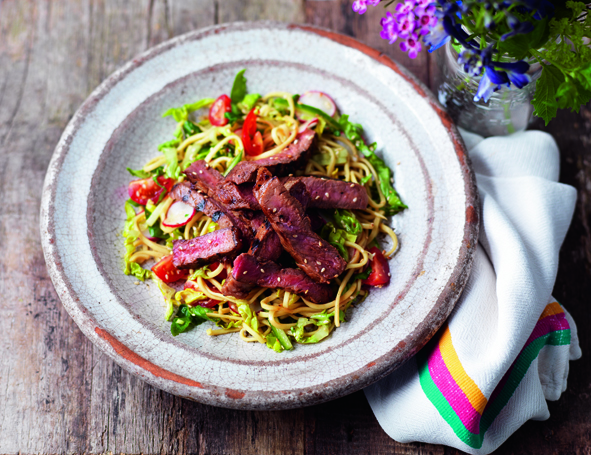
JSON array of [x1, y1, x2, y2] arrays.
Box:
[[435, 43, 542, 137]]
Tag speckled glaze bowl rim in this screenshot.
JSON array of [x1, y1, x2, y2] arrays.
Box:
[[40, 21, 479, 410]]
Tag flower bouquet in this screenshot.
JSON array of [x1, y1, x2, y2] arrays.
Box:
[[353, 0, 591, 127]]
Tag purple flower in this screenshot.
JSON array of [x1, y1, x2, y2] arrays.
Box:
[[396, 12, 417, 38], [415, 5, 437, 35], [352, 0, 380, 15], [423, 21, 449, 51], [395, 0, 416, 16], [416, 0, 434, 7], [400, 33, 422, 59], [380, 12, 400, 44], [458, 49, 484, 76]]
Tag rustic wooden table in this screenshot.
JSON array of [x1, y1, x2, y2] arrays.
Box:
[[1, 1, 589, 453]]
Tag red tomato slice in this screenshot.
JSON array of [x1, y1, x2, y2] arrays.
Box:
[[209, 94, 231, 126], [152, 255, 191, 283], [128, 176, 175, 206], [362, 247, 391, 287], [242, 108, 264, 156], [196, 299, 220, 309]]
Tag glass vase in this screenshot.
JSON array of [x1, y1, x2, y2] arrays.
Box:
[[435, 42, 542, 137]]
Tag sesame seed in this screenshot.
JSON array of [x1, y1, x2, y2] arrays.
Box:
[[260, 269, 265, 273], [289, 174, 293, 177], [208, 239, 212, 244], [388, 273, 391, 276], [304, 259, 308, 263], [134, 281, 140, 285], [315, 195, 320, 200], [293, 235, 297, 238], [294, 140, 299, 144], [321, 268, 325, 273], [243, 271, 248, 275], [189, 269, 194, 274], [199, 170, 203, 174], [325, 192, 329, 198], [165, 274, 169, 280], [305, 290, 309, 294], [353, 198, 357, 202], [319, 241, 322, 247], [350, 184, 355, 188], [277, 277, 281, 282], [316, 261, 321, 265], [192, 172, 198, 176], [273, 208, 277, 213]]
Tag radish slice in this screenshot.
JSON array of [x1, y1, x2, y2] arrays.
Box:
[[298, 118, 319, 133], [138, 220, 158, 241], [298, 91, 337, 116], [163, 201, 195, 228]]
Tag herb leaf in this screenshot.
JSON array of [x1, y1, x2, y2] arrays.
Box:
[[230, 69, 248, 104]]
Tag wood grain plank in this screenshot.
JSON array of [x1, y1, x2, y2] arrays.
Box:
[[217, 0, 305, 23]]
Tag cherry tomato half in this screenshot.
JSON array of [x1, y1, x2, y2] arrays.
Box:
[[152, 255, 191, 283], [362, 247, 391, 287], [241, 108, 264, 156], [128, 176, 175, 206], [209, 94, 231, 126]]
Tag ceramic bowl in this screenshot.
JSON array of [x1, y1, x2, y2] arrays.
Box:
[[40, 22, 478, 410]]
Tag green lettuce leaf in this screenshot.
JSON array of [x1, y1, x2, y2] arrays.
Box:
[[290, 318, 331, 344], [351, 266, 372, 282], [175, 288, 208, 305], [183, 120, 201, 137], [266, 334, 284, 353], [321, 223, 356, 261], [170, 304, 216, 336], [241, 93, 260, 111], [311, 147, 348, 165], [334, 209, 362, 235], [163, 98, 215, 123], [338, 115, 407, 215], [126, 168, 150, 178], [230, 69, 247, 104], [129, 262, 151, 281], [162, 146, 180, 179], [270, 325, 293, 351]]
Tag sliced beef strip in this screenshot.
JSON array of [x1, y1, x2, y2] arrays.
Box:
[[169, 182, 232, 229], [220, 274, 254, 300], [282, 176, 369, 210], [225, 129, 316, 185], [231, 254, 334, 304], [183, 161, 255, 242], [172, 227, 242, 269], [216, 182, 259, 210], [184, 160, 224, 191], [253, 168, 346, 283]]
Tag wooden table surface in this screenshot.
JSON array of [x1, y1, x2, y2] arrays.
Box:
[[1, 1, 590, 453]]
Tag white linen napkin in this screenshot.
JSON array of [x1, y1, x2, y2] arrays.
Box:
[[364, 130, 581, 454]]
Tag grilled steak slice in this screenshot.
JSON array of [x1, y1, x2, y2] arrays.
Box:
[[231, 254, 334, 304], [172, 227, 242, 269], [282, 176, 368, 210], [183, 161, 255, 242], [170, 182, 232, 229], [225, 129, 316, 184], [250, 219, 283, 262], [220, 275, 254, 300], [253, 168, 346, 283], [184, 160, 224, 192], [216, 182, 260, 210]]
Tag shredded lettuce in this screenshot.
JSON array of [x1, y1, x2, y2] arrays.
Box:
[[311, 147, 348, 165], [351, 266, 372, 282], [175, 288, 208, 305], [165, 300, 176, 322], [321, 222, 356, 261], [237, 302, 260, 333], [310, 308, 346, 325], [161, 146, 180, 180], [266, 334, 284, 353], [183, 120, 201, 137], [290, 318, 331, 344], [334, 209, 362, 236], [158, 138, 181, 151], [163, 98, 215, 123], [270, 325, 293, 351], [129, 262, 151, 281], [170, 304, 216, 336], [338, 115, 406, 215], [126, 168, 150, 178], [240, 93, 260, 111]]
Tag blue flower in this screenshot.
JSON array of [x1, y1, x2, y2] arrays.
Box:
[[474, 67, 510, 103], [424, 21, 450, 51], [494, 60, 531, 88], [501, 14, 534, 41]]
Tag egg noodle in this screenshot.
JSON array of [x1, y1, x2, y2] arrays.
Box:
[[123, 85, 405, 352]]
